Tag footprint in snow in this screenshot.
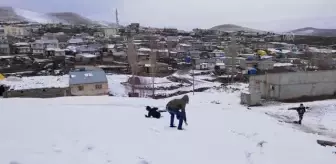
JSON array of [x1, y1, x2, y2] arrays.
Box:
[[138, 160, 150, 164], [150, 127, 160, 133], [52, 145, 62, 153], [9, 161, 21, 164]]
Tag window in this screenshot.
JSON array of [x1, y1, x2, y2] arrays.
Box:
[[78, 86, 84, 91], [95, 84, 102, 90]]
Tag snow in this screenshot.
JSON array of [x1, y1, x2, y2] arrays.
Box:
[[255, 100, 336, 138], [77, 53, 96, 58], [138, 48, 151, 52], [0, 88, 335, 164], [13, 8, 65, 24], [267, 48, 291, 54], [294, 29, 315, 35], [0, 75, 69, 90], [274, 63, 293, 67]]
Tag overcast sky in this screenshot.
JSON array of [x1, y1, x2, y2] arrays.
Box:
[[1, 0, 336, 31]]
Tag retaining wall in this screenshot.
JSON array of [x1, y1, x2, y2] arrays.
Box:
[[3, 87, 70, 98]]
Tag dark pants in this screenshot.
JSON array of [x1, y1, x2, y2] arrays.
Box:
[[168, 108, 185, 129], [298, 114, 303, 124]]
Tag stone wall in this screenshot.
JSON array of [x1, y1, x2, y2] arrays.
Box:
[[3, 87, 70, 98]]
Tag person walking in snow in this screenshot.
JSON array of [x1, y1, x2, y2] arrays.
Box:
[[166, 95, 189, 130], [288, 103, 309, 124]]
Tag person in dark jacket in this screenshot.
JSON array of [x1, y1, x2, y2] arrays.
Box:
[[288, 103, 309, 124], [145, 106, 163, 119], [166, 95, 189, 130]]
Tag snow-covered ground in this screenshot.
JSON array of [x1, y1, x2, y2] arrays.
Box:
[[254, 100, 336, 139], [0, 74, 220, 97], [0, 87, 335, 164]]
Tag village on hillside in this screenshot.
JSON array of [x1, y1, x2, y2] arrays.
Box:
[[0, 21, 335, 105], [0, 5, 336, 164]]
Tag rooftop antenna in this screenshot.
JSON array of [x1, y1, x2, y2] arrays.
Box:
[[115, 9, 119, 27]]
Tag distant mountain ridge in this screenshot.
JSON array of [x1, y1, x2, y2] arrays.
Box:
[[289, 27, 336, 37], [210, 24, 264, 33], [0, 6, 115, 27]]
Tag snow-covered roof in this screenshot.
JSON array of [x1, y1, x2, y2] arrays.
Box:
[[106, 44, 115, 49], [77, 53, 96, 58], [261, 55, 273, 59], [13, 42, 30, 46], [267, 48, 291, 54], [68, 38, 84, 44], [35, 39, 58, 44], [179, 43, 191, 47], [69, 69, 107, 85], [46, 47, 64, 51], [274, 63, 293, 67], [138, 48, 151, 52]]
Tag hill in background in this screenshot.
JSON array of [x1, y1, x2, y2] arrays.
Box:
[[289, 27, 336, 37], [210, 24, 264, 33], [0, 6, 114, 26]]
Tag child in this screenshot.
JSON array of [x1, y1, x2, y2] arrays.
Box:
[[288, 104, 309, 124]]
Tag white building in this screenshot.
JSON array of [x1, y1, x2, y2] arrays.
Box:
[[249, 70, 336, 101], [4, 26, 30, 36], [103, 28, 118, 38]]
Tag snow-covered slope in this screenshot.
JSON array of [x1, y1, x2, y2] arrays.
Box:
[[0, 7, 104, 25], [289, 26, 336, 37], [13, 8, 66, 24], [0, 88, 335, 164]]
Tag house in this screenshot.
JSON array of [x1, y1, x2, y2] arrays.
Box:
[[177, 43, 192, 51], [190, 40, 204, 50], [4, 26, 30, 36], [188, 50, 202, 58], [0, 40, 10, 55], [105, 44, 115, 53], [45, 48, 66, 57], [0, 27, 5, 37], [69, 67, 109, 96], [103, 27, 118, 38], [75, 53, 97, 64], [76, 45, 99, 54], [68, 38, 84, 46], [193, 58, 216, 70], [156, 49, 169, 58], [137, 60, 170, 75], [93, 32, 104, 38], [137, 48, 151, 61], [13, 42, 31, 54], [31, 39, 59, 55]]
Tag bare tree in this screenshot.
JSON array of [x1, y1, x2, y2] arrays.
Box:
[[127, 40, 138, 95], [150, 39, 157, 96], [225, 34, 237, 83]]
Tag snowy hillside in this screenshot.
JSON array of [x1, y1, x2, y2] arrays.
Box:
[[13, 8, 66, 24], [0, 88, 335, 164], [0, 7, 109, 26], [0, 73, 221, 97], [289, 27, 336, 37]]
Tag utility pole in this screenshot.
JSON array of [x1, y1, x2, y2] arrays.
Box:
[[192, 69, 195, 95], [127, 36, 137, 95], [150, 39, 157, 96], [229, 33, 237, 83]]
